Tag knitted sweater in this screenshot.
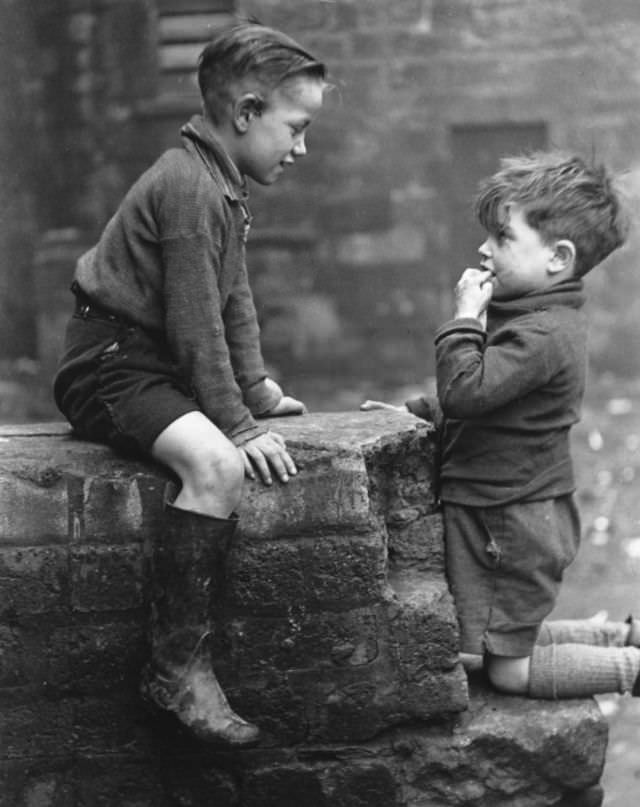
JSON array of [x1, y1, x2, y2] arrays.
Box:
[[74, 115, 280, 445], [432, 280, 588, 506]]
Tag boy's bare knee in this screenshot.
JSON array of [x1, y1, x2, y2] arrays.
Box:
[[199, 444, 244, 500], [486, 655, 531, 695]]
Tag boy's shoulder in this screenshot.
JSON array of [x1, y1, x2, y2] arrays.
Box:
[[490, 293, 588, 358], [130, 144, 228, 213]]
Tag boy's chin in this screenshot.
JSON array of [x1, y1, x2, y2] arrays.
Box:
[[249, 166, 285, 186]]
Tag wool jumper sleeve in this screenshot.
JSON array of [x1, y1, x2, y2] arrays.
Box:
[[160, 232, 263, 444], [435, 315, 556, 418], [223, 261, 280, 416]]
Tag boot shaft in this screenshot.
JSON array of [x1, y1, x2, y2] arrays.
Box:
[[150, 504, 238, 643]]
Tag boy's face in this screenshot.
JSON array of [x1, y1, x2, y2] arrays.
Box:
[[478, 204, 558, 300], [235, 75, 324, 185]]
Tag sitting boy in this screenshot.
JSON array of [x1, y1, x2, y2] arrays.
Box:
[[54, 22, 327, 744], [364, 151, 640, 699]]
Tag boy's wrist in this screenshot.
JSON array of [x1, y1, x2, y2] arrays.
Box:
[[454, 307, 483, 320], [244, 377, 283, 415]]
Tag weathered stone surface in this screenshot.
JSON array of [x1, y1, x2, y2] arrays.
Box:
[[0, 415, 609, 805], [149, 680, 607, 807]]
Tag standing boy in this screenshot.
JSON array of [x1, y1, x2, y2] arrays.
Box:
[[365, 151, 640, 699], [54, 22, 327, 744]]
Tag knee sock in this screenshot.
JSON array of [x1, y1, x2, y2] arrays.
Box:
[[528, 643, 640, 698], [537, 615, 631, 648]]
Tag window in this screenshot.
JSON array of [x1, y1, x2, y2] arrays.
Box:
[[157, 0, 236, 102]]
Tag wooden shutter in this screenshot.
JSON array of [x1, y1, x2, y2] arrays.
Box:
[[156, 0, 236, 104]]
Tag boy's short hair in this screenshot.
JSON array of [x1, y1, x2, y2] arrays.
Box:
[[198, 21, 326, 124], [474, 151, 630, 276]]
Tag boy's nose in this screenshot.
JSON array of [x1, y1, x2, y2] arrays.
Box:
[[292, 134, 307, 157], [478, 240, 491, 258]]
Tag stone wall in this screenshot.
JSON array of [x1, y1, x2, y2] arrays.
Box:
[[0, 413, 607, 806]]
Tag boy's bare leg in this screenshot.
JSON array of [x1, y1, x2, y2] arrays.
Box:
[[151, 411, 245, 518], [485, 655, 531, 695], [144, 411, 260, 744]]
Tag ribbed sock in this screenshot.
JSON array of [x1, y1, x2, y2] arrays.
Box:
[[528, 643, 640, 698], [537, 616, 631, 648]]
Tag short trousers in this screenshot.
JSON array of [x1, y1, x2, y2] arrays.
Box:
[[443, 497, 581, 657], [53, 306, 199, 458]]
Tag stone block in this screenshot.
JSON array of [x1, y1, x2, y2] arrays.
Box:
[[72, 694, 151, 755], [0, 473, 68, 546], [70, 544, 146, 612], [61, 620, 148, 693], [75, 475, 145, 543], [387, 511, 445, 572], [229, 527, 398, 616], [226, 607, 380, 675], [386, 571, 460, 672], [0, 695, 75, 759], [238, 452, 376, 540], [226, 538, 307, 612], [0, 546, 69, 618], [0, 619, 147, 692], [73, 756, 165, 807], [241, 767, 327, 807], [0, 759, 74, 807]]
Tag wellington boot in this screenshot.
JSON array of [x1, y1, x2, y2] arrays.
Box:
[[140, 632, 260, 745], [141, 502, 260, 746]]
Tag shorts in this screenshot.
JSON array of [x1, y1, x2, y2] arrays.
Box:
[[443, 497, 580, 657], [53, 306, 199, 458]]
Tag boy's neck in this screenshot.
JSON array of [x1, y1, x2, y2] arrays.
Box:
[[201, 113, 243, 174]]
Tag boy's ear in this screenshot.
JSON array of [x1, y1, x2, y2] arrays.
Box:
[[233, 93, 265, 133], [549, 239, 576, 275]]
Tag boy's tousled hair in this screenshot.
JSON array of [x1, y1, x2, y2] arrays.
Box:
[[198, 21, 326, 124], [475, 151, 630, 277]]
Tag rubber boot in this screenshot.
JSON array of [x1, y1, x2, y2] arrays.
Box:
[[140, 502, 260, 746]]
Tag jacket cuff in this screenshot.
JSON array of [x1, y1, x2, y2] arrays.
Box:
[[244, 377, 283, 416], [406, 395, 443, 427], [229, 422, 270, 447], [435, 317, 486, 345]]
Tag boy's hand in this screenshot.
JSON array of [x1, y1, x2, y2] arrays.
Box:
[[360, 400, 409, 413], [240, 430, 297, 485], [454, 268, 494, 322], [269, 395, 307, 416]]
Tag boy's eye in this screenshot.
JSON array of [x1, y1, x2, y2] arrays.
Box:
[[289, 122, 308, 137]]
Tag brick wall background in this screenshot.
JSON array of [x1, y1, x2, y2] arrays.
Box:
[[3, 0, 640, 390]]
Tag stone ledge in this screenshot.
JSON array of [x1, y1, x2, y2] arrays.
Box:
[[0, 416, 608, 806]]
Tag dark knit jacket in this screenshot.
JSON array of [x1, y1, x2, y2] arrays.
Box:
[[74, 115, 280, 445], [414, 280, 588, 506]]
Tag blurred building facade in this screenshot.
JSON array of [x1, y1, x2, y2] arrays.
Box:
[[3, 0, 640, 388]]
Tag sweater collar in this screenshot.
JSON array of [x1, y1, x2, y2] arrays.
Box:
[[488, 279, 586, 320], [180, 114, 248, 202]]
